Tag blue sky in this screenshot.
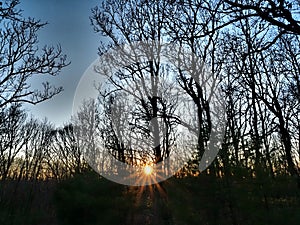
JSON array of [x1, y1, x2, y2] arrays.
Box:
[[19, 0, 102, 126]]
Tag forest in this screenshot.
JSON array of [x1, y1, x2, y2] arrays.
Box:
[[0, 0, 299, 224]]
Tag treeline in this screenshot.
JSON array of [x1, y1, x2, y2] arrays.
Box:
[[0, 104, 85, 180], [85, 0, 300, 180], [0, 0, 73, 181], [0, 0, 299, 183]]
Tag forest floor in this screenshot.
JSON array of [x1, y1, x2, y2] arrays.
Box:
[[1, 171, 300, 225]]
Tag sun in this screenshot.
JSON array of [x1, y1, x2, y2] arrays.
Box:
[[143, 165, 153, 175]]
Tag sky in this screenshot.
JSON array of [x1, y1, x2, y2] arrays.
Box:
[[19, 0, 102, 127]]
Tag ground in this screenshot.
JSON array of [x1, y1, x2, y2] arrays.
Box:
[[1, 171, 300, 225]]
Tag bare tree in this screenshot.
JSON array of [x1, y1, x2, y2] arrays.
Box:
[[0, 0, 69, 108], [19, 118, 54, 180], [256, 37, 300, 177], [220, 12, 300, 178], [0, 1, 69, 182], [45, 123, 84, 179], [224, 0, 300, 35], [0, 104, 26, 180], [166, 0, 226, 173], [90, 0, 180, 166]]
